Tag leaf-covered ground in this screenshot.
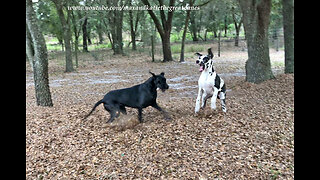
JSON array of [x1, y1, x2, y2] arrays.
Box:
[[26, 46, 294, 179]]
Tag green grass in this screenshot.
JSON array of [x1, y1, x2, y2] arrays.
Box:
[[271, 60, 284, 68], [47, 44, 63, 51], [186, 45, 205, 53], [88, 43, 111, 51], [170, 31, 193, 43], [171, 44, 205, 54]]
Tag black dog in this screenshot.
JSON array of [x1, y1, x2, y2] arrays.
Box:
[[84, 71, 171, 123]]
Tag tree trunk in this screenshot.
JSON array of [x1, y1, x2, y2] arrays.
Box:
[[141, 0, 175, 62], [82, 16, 89, 52], [239, 0, 274, 83], [232, 10, 243, 47], [282, 0, 294, 73], [97, 29, 104, 44], [204, 29, 207, 41], [235, 31, 240, 47], [272, 29, 279, 51], [213, 30, 217, 38], [180, 1, 192, 62], [224, 16, 228, 37], [26, 0, 53, 107], [102, 19, 114, 50], [129, 0, 137, 50], [53, 0, 74, 72], [71, 11, 79, 68], [161, 33, 173, 62], [112, 11, 123, 55], [26, 26, 34, 70], [151, 35, 155, 62], [108, 0, 123, 55], [190, 12, 198, 42], [87, 26, 92, 45], [218, 31, 221, 57]]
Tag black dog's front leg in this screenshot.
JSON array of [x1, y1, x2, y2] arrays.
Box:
[[152, 103, 171, 121]]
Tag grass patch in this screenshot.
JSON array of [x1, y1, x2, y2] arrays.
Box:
[[171, 44, 205, 54]]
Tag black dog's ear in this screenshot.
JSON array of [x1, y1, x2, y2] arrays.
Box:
[[195, 52, 202, 57], [149, 71, 156, 77], [160, 72, 165, 76], [208, 48, 214, 59]]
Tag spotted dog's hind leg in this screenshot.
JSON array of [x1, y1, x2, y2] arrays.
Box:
[[201, 93, 212, 109], [219, 92, 227, 113], [219, 83, 227, 113], [201, 91, 207, 109]]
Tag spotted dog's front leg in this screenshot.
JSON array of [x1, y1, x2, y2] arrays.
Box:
[[211, 87, 219, 110], [195, 88, 203, 113]]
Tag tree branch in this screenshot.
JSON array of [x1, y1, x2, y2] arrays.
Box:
[[141, 0, 165, 36], [166, 0, 175, 32]]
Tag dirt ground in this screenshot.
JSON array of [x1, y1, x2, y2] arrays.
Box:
[[26, 44, 294, 179]]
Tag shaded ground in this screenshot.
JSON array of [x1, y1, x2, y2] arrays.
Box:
[[26, 44, 293, 179]]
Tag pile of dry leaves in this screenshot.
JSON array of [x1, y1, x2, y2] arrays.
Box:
[[26, 48, 293, 179]]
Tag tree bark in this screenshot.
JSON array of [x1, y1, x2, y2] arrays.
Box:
[[82, 16, 89, 52], [180, 0, 193, 62], [141, 0, 175, 62], [224, 16, 228, 37], [218, 31, 221, 57], [107, 0, 124, 55], [97, 24, 104, 44], [189, 12, 198, 42], [70, 11, 80, 68], [232, 8, 243, 47], [239, 0, 274, 83], [282, 0, 294, 73], [161, 33, 173, 62], [115, 8, 124, 54], [26, 26, 34, 70], [53, 0, 74, 72], [112, 12, 123, 55], [129, 0, 139, 51], [26, 0, 53, 107], [151, 35, 155, 62]]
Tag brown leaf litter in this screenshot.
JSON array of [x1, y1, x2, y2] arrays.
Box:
[[26, 48, 293, 179]]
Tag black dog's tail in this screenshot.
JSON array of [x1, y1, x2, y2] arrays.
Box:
[[83, 100, 104, 120]]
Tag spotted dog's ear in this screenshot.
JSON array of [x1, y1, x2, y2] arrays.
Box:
[[207, 48, 214, 59], [195, 52, 202, 57]]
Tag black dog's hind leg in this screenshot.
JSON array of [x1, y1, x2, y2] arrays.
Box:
[[107, 111, 117, 123], [119, 105, 127, 115], [151, 103, 171, 121], [104, 104, 118, 123], [138, 108, 143, 123]]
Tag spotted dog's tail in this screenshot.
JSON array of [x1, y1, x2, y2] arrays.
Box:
[[83, 99, 104, 120]]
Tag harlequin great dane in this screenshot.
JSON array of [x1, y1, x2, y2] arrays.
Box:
[[195, 48, 227, 113]]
